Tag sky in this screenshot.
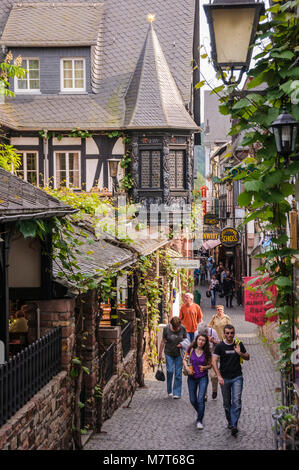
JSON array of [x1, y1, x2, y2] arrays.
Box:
[[199, 0, 271, 121]]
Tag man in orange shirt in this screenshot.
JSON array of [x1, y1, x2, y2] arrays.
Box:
[[179, 293, 203, 342]]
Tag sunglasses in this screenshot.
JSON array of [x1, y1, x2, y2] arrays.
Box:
[[225, 332, 234, 335]]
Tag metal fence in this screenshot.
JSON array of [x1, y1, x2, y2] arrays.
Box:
[[121, 322, 132, 358], [100, 343, 115, 384], [0, 327, 62, 427]]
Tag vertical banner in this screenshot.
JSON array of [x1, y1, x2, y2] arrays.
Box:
[[244, 277, 277, 326]]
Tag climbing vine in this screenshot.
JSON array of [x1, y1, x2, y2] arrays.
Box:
[[197, 1, 299, 378]]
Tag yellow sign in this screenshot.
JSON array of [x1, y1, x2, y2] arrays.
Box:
[[220, 227, 240, 247], [203, 233, 219, 240]]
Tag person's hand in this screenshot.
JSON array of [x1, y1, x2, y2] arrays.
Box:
[[234, 343, 241, 355], [188, 367, 194, 375], [218, 376, 224, 386], [177, 344, 182, 348], [158, 354, 162, 363]]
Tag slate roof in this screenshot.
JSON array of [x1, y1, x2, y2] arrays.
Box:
[[0, 3, 104, 47], [0, 168, 75, 220], [0, 0, 199, 132], [124, 24, 198, 130], [52, 226, 136, 287]]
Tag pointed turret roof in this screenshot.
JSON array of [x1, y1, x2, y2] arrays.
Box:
[[124, 23, 198, 130]]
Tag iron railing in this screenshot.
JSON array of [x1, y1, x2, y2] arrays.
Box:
[[100, 343, 115, 384], [121, 322, 132, 359], [0, 327, 62, 426]]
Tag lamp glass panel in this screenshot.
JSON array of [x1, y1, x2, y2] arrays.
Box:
[[273, 127, 282, 153], [281, 125, 291, 151], [109, 160, 119, 178], [212, 8, 255, 65]]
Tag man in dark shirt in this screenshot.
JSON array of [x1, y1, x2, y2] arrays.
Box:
[[212, 324, 250, 436]]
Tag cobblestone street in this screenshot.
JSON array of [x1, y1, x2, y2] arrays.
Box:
[[85, 284, 281, 451]]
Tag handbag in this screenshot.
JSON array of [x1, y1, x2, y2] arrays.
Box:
[[155, 363, 165, 381], [206, 290, 211, 298], [183, 350, 193, 376]]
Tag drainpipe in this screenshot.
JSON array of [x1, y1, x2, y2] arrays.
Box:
[[43, 129, 49, 185]]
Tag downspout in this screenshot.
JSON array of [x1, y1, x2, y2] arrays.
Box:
[[43, 129, 49, 185]]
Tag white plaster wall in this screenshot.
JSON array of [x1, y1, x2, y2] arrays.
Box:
[[86, 137, 99, 155], [112, 137, 125, 155], [52, 137, 81, 146], [11, 137, 39, 146]]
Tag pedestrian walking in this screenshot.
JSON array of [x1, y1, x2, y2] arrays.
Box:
[[223, 270, 235, 308], [199, 261, 207, 285], [212, 324, 250, 436], [195, 322, 220, 399], [207, 274, 219, 308], [183, 333, 212, 429], [193, 284, 201, 307], [208, 305, 231, 341], [158, 317, 187, 399], [179, 293, 203, 342]]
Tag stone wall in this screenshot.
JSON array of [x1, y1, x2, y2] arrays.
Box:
[[259, 321, 280, 360], [0, 296, 143, 450], [0, 371, 73, 450]]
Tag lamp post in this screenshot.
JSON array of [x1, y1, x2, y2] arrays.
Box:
[[204, 0, 265, 85], [108, 158, 121, 196], [269, 107, 298, 167]]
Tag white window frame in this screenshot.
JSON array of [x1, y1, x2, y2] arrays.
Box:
[[14, 58, 40, 94], [15, 151, 39, 185], [60, 58, 86, 93], [54, 151, 81, 189]]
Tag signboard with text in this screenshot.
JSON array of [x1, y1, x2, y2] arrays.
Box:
[[220, 227, 240, 247], [244, 277, 277, 326], [172, 258, 200, 269]]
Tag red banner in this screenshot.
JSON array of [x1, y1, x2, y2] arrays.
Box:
[[244, 276, 277, 326]]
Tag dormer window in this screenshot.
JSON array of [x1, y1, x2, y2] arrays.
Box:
[[15, 59, 40, 93], [61, 58, 85, 92]]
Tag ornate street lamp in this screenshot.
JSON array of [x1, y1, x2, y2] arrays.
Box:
[[203, 0, 265, 85], [108, 158, 121, 195], [270, 107, 298, 166]]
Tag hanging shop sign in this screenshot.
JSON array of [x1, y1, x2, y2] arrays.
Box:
[[172, 258, 200, 269], [203, 231, 219, 240], [244, 277, 277, 326], [220, 227, 240, 247], [204, 213, 219, 225]]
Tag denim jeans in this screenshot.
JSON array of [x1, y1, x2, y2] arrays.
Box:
[[187, 332, 195, 343], [211, 288, 217, 307], [187, 374, 209, 423], [165, 354, 183, 397], [220, 375, 244, 427]]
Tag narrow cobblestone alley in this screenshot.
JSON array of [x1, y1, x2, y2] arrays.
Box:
[[85, 284, 281, 451]]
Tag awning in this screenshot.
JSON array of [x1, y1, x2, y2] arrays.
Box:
[[202, 240, 221, 251]]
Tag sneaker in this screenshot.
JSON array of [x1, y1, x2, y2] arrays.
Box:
[[173, 395, 181, 399], [212, 392, 217, 399], [227, 424, 233, 429], [168, 393, 173, 397], [231, 426, 238, 436], [196, 421, 203, 430]]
